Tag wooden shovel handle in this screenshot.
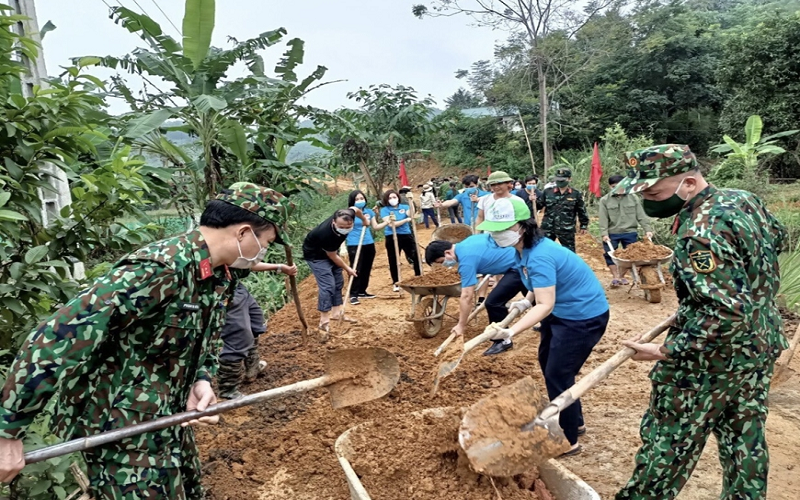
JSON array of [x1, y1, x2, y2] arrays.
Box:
[[540, 313, 676, 420], [338, 226, 368, 329], [284, 245, 309, 341]]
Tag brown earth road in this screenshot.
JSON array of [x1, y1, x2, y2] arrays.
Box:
[[197, 225, 800, 500]]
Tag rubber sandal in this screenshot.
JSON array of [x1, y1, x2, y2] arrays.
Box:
[[621, 278, 630, 285], [317, 322, 330, 342], [610, 279, 621, 288], [332, 315, 358, 324], [559, 444, 582, 458]]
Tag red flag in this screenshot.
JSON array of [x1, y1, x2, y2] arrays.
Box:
[[589, 142, 603, 198], [398, 159, 409, 187]]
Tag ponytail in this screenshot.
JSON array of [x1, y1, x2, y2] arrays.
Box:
[[520, 218, 544, 249]]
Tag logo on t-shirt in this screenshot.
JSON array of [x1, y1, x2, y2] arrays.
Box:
[[399, 209, 406, 215]]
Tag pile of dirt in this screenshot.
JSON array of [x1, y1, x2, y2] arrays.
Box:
[[431, 224, 474, 244], [400, 267, 461, 287], [614, 241, 672, 261], [346, 407, 554, 499]]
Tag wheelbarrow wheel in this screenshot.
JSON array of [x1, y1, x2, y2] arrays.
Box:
[[415, 296, 443, 338], [640, 267, 662, 304]]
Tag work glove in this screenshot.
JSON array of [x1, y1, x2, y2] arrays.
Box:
[[509, 299, 532, 314], [489, 325, 515, 342]]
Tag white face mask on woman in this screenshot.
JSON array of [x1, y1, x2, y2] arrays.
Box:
[[230, 228, 268, 269], [389, 197, 399, 207], [491, 228, 522, 248]]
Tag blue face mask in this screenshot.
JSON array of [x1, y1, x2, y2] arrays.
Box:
[[442, 259, 457, 268], [354, 201, 366, 208], [465, 187, 477, 196]]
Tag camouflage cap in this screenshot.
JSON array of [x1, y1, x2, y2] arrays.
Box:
[[216, 182, 294, 245], [614, 144, 698, 194], [554, 168, 572, 180]]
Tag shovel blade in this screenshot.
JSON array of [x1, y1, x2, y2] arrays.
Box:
[[431, 336, 465, 395], [459, 376, 570, 477], [326, 347, 400, 409]]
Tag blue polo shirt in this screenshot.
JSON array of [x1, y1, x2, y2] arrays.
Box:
[[346, 208, 375, 246], [380, 204, 412, 236], [454, 234, 517, 288], [517, 238, 608, 320], [454, 188, 490, 226]]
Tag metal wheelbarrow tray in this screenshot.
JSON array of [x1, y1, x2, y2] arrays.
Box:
[[609, 248, 674, 303], [398, 280, 462, 339], [334, 407, 601, 500]]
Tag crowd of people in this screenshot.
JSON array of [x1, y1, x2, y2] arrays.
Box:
[[0, 144, 789, 500]]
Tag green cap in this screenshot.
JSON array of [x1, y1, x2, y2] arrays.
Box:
[[476, 197, 531, 231], [216, 182, 294, 245], [554, 168, 572, 181], [487, 170, 514, 185], [615, 144, 698, 194]]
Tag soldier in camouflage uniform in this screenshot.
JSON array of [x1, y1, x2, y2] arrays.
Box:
[[0, 183, 295, 499], [613, 145, 787, 500], [536, 167, 589, 252]]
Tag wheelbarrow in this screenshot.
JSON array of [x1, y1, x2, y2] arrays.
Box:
[[608, 244, 673, 303], [398, 280, 462, 338]]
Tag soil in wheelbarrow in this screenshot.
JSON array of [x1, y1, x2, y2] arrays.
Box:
[[400, 267, 461, 287], [614, 241, 671, 261], [347, 407, 555, 500]]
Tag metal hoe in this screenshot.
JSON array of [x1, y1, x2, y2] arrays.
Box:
[[23, 347, 400, 465], [460, 314, 676, 476]]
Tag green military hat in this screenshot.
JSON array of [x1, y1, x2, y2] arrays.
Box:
[[487, 170, 514, 185], [554, 168, 572, 180], [217, 182, 294, 245], [615, 144, 698, 194]]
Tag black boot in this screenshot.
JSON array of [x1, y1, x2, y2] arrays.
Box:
[[483, 340, 513, 356]]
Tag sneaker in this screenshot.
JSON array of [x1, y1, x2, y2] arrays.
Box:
[[477, 297, 485, 305], [393, 285, 400, 293], [220, 389, 244, 400], [483, 340, 513, 356], [350, 296, 361, 305], [358, 292, 377, 299]]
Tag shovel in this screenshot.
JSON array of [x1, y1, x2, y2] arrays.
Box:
[[432, 307, 523, 395], [459, 314, 676, 477], [433, 275, 492, 357], [22, 347, 400, 465]]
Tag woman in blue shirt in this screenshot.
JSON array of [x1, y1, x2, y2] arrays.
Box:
[[477, 197, 609, 457], [380, 189, 422, 292], [346, 190, 389, 305]]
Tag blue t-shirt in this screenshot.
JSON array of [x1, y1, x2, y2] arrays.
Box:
[[454, 188, 490, 226], [517, 238, 608, 320], [380, 204, 412, 236], [346, 208, 376, 246], [454, 234, 517, 288]]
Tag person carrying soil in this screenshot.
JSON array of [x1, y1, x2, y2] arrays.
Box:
[[419, 183, 440, 229], [598, 174, 654, 287], [436, 174, 490, 228], [424, 233, 520, 354], [480, 197, 609, 456], [536, 167, 590, 252], [380, 190, 422, 292], [217, 282, 274, 399], [611, 144, 788, 500], [346, 190, 389, 305], [303, 208, 368, 335], [0, 183, 293, 498]]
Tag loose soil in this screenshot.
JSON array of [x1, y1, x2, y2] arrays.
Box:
[[400, 267, 461, 287], [613, 241, 672, 261], [198, 227, 800, 500]]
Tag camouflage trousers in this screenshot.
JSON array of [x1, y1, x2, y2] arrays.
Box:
[[84, 429, 204, 499], [543, 229, 576, 252], [218, 338, 262, 395], [615, 365, 773, 500]]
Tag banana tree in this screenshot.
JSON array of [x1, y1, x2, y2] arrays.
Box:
[[711, 115, 799, 171]]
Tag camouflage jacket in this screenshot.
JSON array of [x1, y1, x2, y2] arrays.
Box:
[[0, 230, 236, 468], [537, 186, 590, 232], [652, 186, 788, 390]]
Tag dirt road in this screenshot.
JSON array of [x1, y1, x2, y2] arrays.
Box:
[[197, 226, 800, 499]]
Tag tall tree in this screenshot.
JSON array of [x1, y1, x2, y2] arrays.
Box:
[[444, 87, 483, 109]]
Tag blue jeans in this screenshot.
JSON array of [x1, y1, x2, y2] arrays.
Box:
[[306, 259, 344, 312], [447, 206, 462, 224], [603, 232, 638, 266], [538, 309, 609, 445], [422, 208, 439, 228]]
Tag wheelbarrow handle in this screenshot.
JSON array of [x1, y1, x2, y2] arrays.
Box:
[[23, 375, 333, 465], [532, 313, 676, 425]]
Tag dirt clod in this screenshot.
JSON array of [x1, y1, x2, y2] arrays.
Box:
[[400, 267, 461, 287], [614, 241, 672, 261]]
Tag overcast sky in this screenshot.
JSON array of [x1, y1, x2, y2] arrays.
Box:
[[34, 0, 504, 114]]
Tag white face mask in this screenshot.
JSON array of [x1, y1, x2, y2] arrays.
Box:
[[230, 228, 268, 269], [389, 197, 399, 207], [491, 228, 522, 248], [335, 225, 353, 235]]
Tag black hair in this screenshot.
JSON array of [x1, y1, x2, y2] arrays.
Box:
[[348, 190, 367, 207], [608, 174, 624, 185], [462, 174, 479, 186], [524, 175, 538, 184], [333, 208, 355, 223], [417, 184, 424, 188], [398, 187, 411, 195], [449, 182, 456, 187], [200, 199, 276, 235], [519, 217, 545, 249], [382, 190, 400, 206], [425, 240, 454, 266]]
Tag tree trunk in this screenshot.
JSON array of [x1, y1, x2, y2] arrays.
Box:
[[359, 160, 380, 198], [536, 58, 554, 179], [518, 110, 536, 175]]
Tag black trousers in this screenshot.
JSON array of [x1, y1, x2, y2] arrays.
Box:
[[484, 268, 529, 323], [347, 243, 376, 296], [385, 233, 422, 283]]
